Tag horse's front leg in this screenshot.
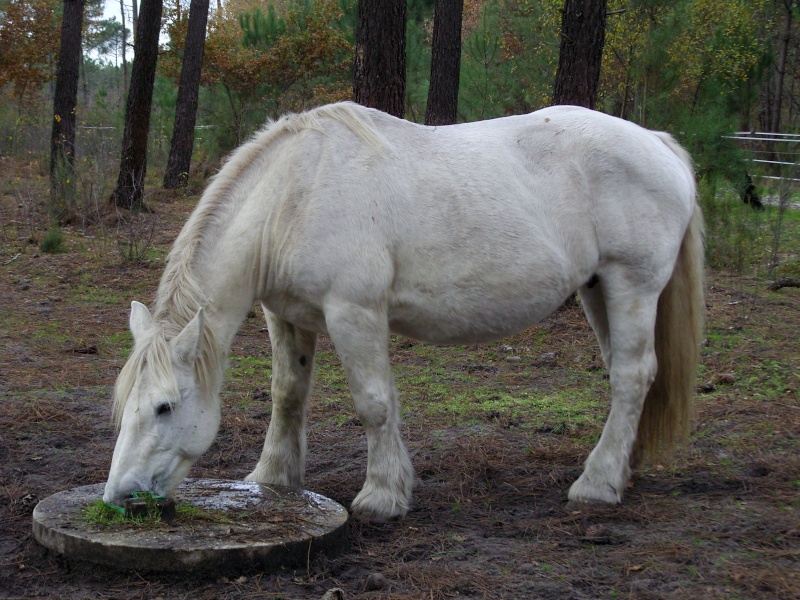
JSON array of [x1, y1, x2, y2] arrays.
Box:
[[568, 290, 659, 505], [324, 301, 414, 522], [246, 308, 317, 488]]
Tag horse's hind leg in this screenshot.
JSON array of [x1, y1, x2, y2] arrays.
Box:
[[246, 308, 317, 488], [579, 282, 612, 370], [569, 277, 660, 505], [324, 301, 414, 521]]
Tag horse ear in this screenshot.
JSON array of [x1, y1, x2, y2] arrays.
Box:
[[129, 301, 154, 344], [170, 308, 205, 365]]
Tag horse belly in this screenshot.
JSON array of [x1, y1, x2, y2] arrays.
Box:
[[383, 231, 594, 344], [387, 282, 568, 344]]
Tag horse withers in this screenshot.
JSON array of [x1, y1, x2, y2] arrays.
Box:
[[103, 102, 704, 522]]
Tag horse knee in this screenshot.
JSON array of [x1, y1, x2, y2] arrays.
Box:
[[610, 348, 657, 398], [354, 388, 393, 430]]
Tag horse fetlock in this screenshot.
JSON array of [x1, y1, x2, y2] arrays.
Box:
[[351, 480, 412, 522], [352, 453, 415, 522]]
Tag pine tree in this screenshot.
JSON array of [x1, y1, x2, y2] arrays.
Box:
[[552, 0, 606, 109], [163, 0, 211, 189], [50, 0, 85, 220], [425, 0, 463, 125], [110, 0, 163, 210], [353, 0, 407, 117]]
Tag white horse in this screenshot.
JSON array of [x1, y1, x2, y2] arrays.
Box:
[[103, 102, 704, 522]]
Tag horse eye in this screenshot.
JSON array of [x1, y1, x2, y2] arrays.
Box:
[[156, 403, 172, 416]]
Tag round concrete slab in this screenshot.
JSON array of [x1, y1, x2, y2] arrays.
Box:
[[32, 479, 349, 575]]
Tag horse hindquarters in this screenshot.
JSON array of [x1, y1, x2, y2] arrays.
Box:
[[569, 203, 705, 505]]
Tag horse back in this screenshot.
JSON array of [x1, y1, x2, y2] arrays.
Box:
[[256, 104, 695, 342]]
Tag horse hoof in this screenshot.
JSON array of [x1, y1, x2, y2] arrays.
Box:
[[350, 490, 409, 523], [568, 476, 622, 507]]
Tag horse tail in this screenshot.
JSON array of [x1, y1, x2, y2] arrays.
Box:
[[635, 151, 705, 464]]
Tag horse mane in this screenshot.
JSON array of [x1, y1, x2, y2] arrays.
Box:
[[199, 101, 385, 233], [153, 101, 386, 333], [112, 327, 180, 429], [277, 101, 387, 151], [162, 102, 386, 296], [113, 102, 385, 428]]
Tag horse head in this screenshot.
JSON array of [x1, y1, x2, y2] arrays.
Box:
[[102, 301, 221, 506]]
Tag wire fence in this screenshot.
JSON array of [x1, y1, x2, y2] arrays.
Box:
[[724, 131, 800, 183]]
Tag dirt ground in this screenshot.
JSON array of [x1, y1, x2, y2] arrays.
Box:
[[1, 177, 798, 599]]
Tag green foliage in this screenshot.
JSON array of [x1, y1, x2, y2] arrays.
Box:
[[39, 225, 66, 254], [82, 498, 235, 527], [668, 102, 746, 181], [459, 2, 507, 120], [405, 0, 435, 121], [598, 0, 770, 128], [240, 5, 287, 49], [83, 0, 124, 58], [763, 184, 800, 279], [698, 179, 765, 272], [148, 74, 180, 169], [459, 0, 560, 120], [82, 499, 127, 525], [175, 0, 354, 152], [665, 0, 769, 107]]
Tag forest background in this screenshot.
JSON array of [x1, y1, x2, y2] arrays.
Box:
[[0, 0, 799, 280]]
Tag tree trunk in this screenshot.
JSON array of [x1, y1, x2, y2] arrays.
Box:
[[551, 0, 607, 109], [353, 0, 407, 118], [119, 0, 128, 98], [425, 0, 463, 126], [163, 0, 210, 189], [771, 0, 794, 133], [110, 0, 163, 210], [132, 0, 139, 44], [50, 0, 85, 221]]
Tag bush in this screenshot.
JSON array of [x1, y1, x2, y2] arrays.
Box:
[[39, 226, 66, 254]]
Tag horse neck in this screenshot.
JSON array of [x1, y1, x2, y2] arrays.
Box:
[[155, 198, 265, 369]]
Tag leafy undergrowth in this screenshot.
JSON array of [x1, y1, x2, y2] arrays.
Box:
[[1, 172, 798, 599]]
